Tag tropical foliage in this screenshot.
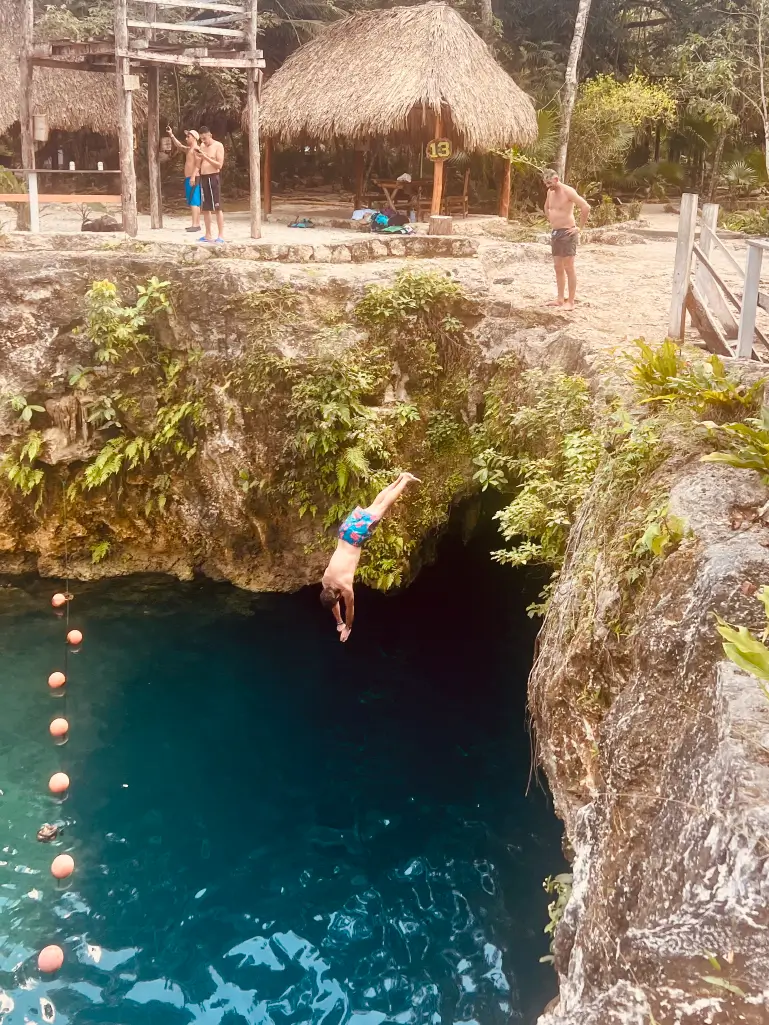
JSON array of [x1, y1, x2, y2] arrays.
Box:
[[19, 0, 769, 204]]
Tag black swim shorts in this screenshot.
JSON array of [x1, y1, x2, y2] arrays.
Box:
[[551, 227, 578, 258], [200, 173, 221, 212]]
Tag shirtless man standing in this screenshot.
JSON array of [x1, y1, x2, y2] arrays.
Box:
[[320, 472, 420, 642], [166, 127, 201, 233], [542, 168, 591, 310], [193, 127, 226, 243]]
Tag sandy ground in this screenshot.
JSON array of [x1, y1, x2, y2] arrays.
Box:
[[481, 204, 769, 354]]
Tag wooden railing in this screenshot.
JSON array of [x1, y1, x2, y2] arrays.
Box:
[[1, 170, 121, 233], [669, 191, 769, 361]]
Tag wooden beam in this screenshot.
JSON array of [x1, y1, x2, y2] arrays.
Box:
[[699, 221, 745, 279], [45, 40, 115, 55], [116, 0, 138, 236], [127, 19, 245, 36], [692, 245, 743, 313], [147, 73, 163, 229], [737, 242, 764, 358], [430, 112, 444, 217], [499, 159, 511, 219], [246, 0, 261, 239], [263, 136, 272, 215], [121, 48, 264, 68], [0, 194, 121, 203], [686, 285, 733, 358], [19, 0, 35, 231], [146, 5, 163, 229], [668, 192, 698, 340], [354, 149, 365, 209], [31, 57, 114, 71], [134, 0, 244, 11], [695, 204, 738, 338]]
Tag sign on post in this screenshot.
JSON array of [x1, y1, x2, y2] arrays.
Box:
[[426, 138, 452, 162]]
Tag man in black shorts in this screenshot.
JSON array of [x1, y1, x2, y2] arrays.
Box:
[[542, 168, 590, 310], [194, 126, 226, 243]]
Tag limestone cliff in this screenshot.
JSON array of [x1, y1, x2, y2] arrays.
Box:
[[0, 237, 571, 590], [532, 453, 769, 1023]]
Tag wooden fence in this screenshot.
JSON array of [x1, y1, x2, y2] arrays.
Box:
[[669, 192, 769, 361], [1, 170, 121, 233]]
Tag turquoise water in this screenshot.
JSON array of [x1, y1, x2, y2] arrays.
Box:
[[0, 528, 563, 1025]]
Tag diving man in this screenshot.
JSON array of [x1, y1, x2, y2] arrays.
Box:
[[320, 472, 420, 641]]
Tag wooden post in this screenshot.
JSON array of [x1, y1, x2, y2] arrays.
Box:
[[430, 112, 445, 217], [428, 215, 453, 236], [147, 68, 162, 228], [263, 136, 272, 215], [694, 203, 737, 338], [28, 170, 40, 233], [668, 192, 698, 340], [354, 149, 365, 209], [246, 0, 262, 239], [115, 0, 138, 236], [146, 4, 162, 229], [737, 242, 764, 359], [499, 158, 511, 219], [19, 0, 35, 231]]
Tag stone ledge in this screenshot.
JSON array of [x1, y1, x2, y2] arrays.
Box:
[[0, 232, 479, 264]]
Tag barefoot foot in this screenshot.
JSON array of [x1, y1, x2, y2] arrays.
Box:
[[545, 298, 565, 307]]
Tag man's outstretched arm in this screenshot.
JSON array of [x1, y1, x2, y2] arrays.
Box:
[[166, 128, 187, 153]]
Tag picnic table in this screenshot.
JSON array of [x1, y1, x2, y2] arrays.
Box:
[[372, 177, 433, 210]]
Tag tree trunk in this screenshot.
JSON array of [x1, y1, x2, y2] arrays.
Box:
[[764, 120, 769, 182], [555, 0, 594, 180], [707, 130, 726, 204], [479, 0, 494, 47]]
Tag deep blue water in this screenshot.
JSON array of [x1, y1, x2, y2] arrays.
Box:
[[0, 525, 563, 1025]]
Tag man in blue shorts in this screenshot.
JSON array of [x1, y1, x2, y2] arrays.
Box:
[[320, 472, 420, 641], [166, 126, 201, 233]]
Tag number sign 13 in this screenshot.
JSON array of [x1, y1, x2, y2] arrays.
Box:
[[426, 138, 452, 161]]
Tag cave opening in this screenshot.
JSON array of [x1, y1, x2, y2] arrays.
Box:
[[0, 511, 565, 1024]]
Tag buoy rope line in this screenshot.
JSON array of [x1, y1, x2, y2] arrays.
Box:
[[37, 477, 79, 978]]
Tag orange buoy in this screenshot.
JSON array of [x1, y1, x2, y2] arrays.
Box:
[[37, 945, 64, 973], [48, 772, 70, 795], [66, 629, 83, 646], [49, 718, 69, 739], [51, 854, 75, 879], [51, 593, 67, 608], [48, 671, 66, 690]]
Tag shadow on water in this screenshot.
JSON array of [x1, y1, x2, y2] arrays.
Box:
[[0, 512, 566, 1025]]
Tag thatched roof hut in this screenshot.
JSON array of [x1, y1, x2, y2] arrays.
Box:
[[258, 2, 537, 152], [0, 0, 121, 136]]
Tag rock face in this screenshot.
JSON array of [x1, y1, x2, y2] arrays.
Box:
[[0, 244, 582, 589], [532, 460, 769, 1023]]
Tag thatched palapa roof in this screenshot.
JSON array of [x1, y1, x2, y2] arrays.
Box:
[[0, 0, 121, 136], [258, 2, 537, 152]]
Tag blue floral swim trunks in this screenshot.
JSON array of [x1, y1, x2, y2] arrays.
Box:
[[338, 506, 381, 548]]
